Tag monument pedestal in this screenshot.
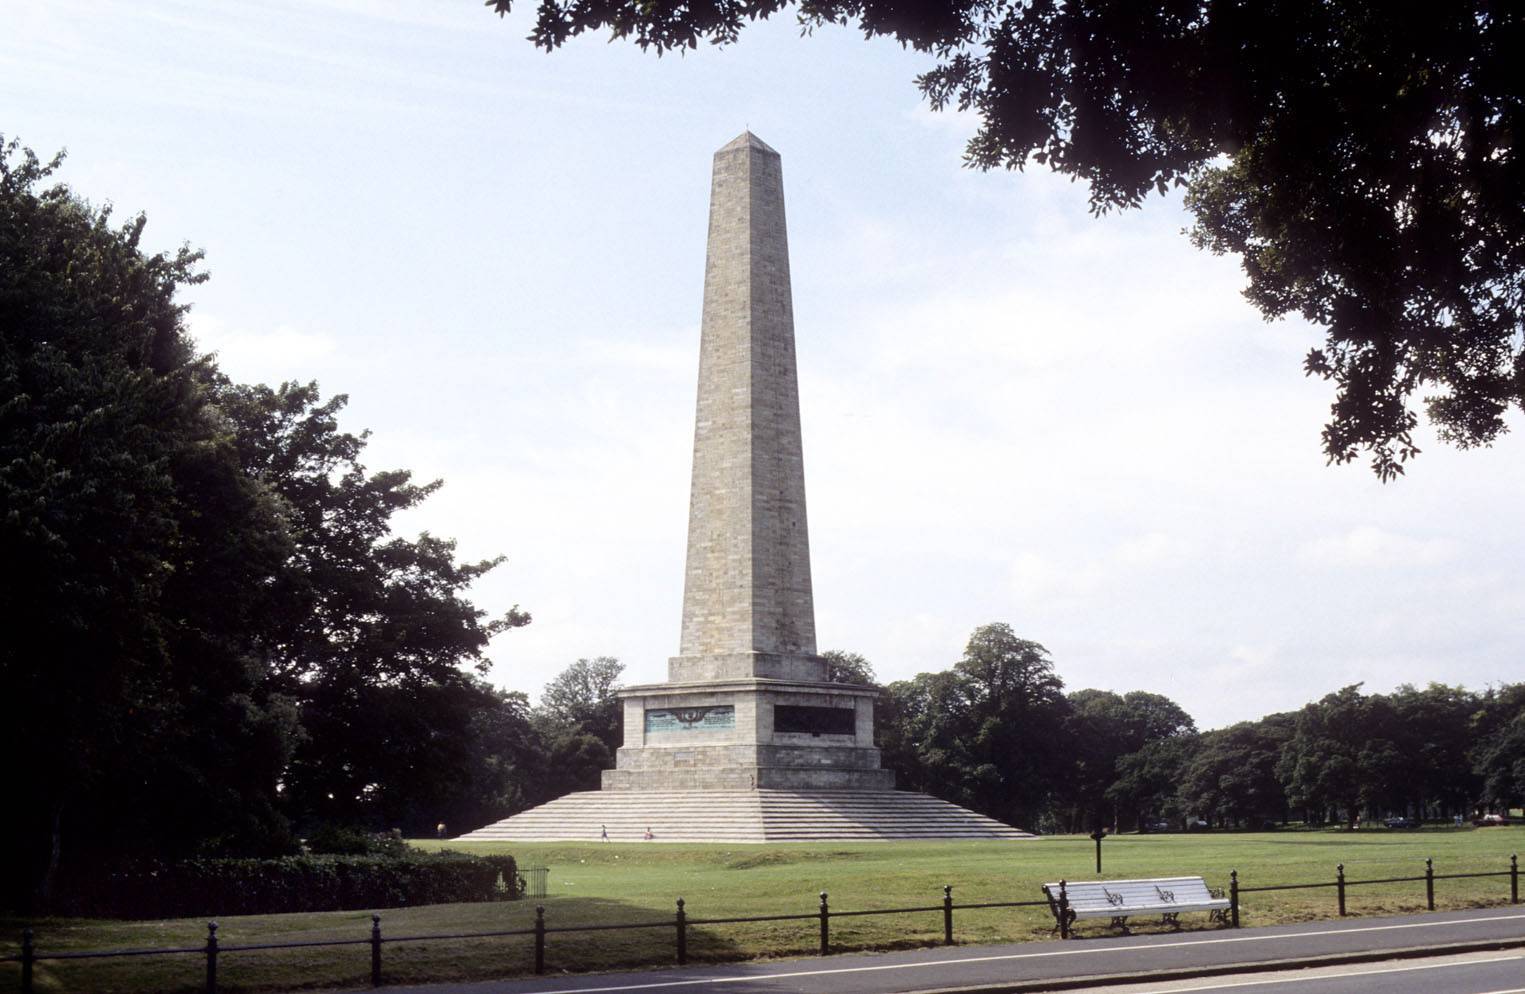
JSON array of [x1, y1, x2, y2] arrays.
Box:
[[601, 677, 893, 792]]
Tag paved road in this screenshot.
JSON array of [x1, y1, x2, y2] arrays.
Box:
[[370, 908, 1525, 994], [1063, 949, 1525, 994]]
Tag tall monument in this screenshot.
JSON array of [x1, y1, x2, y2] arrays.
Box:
[[461, 134, 1028, 841], [678, 130, 819, 682], [601, 131, 889, 792]]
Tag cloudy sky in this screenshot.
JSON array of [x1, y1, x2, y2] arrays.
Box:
[[7, 0, 1521, 730]]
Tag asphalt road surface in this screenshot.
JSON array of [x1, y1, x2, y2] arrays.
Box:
[[372, 907, 1525, 994], [1062, 949, 1525, 994]]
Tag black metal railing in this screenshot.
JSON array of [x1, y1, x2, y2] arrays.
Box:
[[3, 853, 1517, 993], [518, 865, 549, 900], [1231, 852, 1520, 922]]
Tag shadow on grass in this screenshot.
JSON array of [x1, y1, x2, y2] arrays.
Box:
[[0, 895, 748, 994]]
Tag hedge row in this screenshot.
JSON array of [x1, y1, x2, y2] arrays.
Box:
[[54, 851, 520, 919]]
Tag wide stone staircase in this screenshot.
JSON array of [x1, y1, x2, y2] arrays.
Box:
[[456, 790, 1034, 843]]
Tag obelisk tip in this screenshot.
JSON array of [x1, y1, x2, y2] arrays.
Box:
[[717, 130, 778, 156]]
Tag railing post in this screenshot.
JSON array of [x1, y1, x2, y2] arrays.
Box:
[[204, 922, 219, 994], [1058, 879, 1071, 940], [818, 891, 829, 956], [942, 885, 954, 945], [675, 898, 687, 965], [370, 914, 382, 986], [1230, 870, 1240, 928], [1425, 858, 1435, 911], [1512, 854, 1519, 905], [534, 905, 545, 975], [20, 928, 34, 994], [1336, 864, 1346, 917]]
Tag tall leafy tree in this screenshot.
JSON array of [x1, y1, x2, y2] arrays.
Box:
[[881, 624, 1069, 829], [879, 670, 970, 798], [1061, 689, 1196, 831], [214, 379, 530, 835], [537, 656, 625, 750], [1178, 716, 1293, 828], [1, 138, 528, 906], [821, 649, 877, 686], [1385, 683, 1480, 819], [532, 656, 625, 797], [487, 0, 1525, 477], [1276, 686, 1405, 827], [1107, 735, 1200, 829], [0, 139, 301, 905], [1472, 683, 1525, 812]]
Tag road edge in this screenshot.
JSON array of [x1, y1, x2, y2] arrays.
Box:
[[915, 936, 1525, 994]]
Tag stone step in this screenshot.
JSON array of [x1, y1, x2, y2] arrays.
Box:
[[456, 790, 1034, 842]]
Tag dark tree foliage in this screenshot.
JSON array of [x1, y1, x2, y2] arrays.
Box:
[[487, 0, 1525, 479], [536, 656, 625, 752], [878, 636, 1520, 832], [1276, 685, 1411, 827], [1, 139, 301, 905], [821, 649, 877, 686], [878, 670, 970, 797], [1177, 716, 1293, 828], [1107, 735, 1200, 829], [1473, 684, 1525, 810], [211, 380, 531, 837], [0, 138, 528, 907], [1060, 689, 1195, 831], [1386, 683, 1481, 816], [882, 624, 1069, 829], [530, 657, 625, 797]]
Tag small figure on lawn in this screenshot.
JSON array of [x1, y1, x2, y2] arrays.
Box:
[[643, 826, 654, 840], [435, 822, 446, 839], [601, 824, 609, 842]]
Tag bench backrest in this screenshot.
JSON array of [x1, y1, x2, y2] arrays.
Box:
[[1044, 876, 1216, 912]]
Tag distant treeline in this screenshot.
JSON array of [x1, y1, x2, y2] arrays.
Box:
[[487, 633, 1525, 838], [861, 624, 1524, 833]]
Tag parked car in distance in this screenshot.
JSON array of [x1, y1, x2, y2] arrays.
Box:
[[1473, 814, 1512, 827], [1383, 816, 1419, 829], [1143, 820, 1171, 833]]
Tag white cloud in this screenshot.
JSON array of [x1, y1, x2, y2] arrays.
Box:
[[1296, 526, 1455, 568], [574, 335, 694, 375], [189, 315, 337, 385], [1115, 531, 1188, 568]]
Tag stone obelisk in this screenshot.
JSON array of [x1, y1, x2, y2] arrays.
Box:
[[459, 134, 1031, 840], [600, 132, 889, 792], [674, 131, 824, 684]]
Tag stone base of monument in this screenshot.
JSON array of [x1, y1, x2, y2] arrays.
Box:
[[456, 789, 1035, 843], [600, 678, 894, 792]]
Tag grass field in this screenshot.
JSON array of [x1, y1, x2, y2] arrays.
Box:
[[4, 827, 1520, 993]]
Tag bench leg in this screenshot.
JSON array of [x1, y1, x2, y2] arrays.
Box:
[[1162, 912, 1181, 931], [1110, 916, 1131, 934], [1210, 909, 1229, 926]]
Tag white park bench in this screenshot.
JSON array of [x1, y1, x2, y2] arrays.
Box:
[[1042, 876, 1230, 934]]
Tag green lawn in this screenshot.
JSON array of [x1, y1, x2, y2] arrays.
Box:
[[4, 828, 1520, 993]]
